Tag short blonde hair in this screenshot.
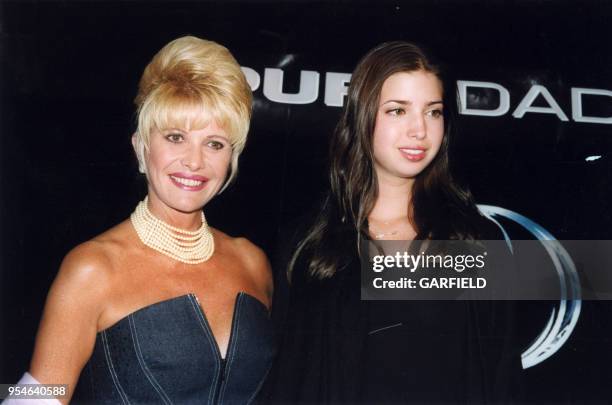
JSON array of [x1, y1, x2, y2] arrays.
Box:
[[133, 36, 252, 189]]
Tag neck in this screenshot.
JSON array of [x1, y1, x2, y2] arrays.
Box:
[[146, 195, 202, 231], [369, 171, 414, 222]]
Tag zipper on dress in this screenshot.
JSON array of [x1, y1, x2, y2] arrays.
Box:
[[212, 358, 226, 404], [190, 293, 241, 404]]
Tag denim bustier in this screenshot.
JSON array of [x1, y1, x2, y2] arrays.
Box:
[[72, 292, 275, 404]]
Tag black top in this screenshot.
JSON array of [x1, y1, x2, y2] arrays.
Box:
[[73, 292, 275, 405], [261, 218, 521, 404]]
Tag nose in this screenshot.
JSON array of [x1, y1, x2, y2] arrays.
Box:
[[408, 115, 426, 140], [181, 146, 204, 171]]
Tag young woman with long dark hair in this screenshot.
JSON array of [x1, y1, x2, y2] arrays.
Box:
[[264, 41, 519, 404]]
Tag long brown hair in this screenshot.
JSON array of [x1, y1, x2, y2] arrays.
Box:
[[290, 41, 484, 280]]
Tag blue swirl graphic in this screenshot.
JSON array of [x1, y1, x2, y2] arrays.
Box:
[[477, 205, 581, 369]]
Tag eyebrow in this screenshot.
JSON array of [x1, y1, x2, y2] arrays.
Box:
[[381, 100, 443, 106], [161, 129, 230, 142], [206, 134, 230, 141], [163, 128, 187, 133]]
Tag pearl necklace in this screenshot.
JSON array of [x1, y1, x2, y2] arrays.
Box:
[[130, 197, 214, 264]]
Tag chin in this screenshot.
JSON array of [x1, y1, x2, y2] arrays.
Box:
[[394, 165, 428, 179], [176, 204, 205, 214], [166, 195, 211, 213]]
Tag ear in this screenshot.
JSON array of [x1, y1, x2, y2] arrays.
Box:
[[132, 133, 146, 174]]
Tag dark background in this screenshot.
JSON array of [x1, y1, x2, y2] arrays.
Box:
[[2, 0, 612, 402]]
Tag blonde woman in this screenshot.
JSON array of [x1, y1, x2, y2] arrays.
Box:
[[16, 36, 273, 404]]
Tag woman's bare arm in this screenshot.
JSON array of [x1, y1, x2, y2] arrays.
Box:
[[29, 241, 111, 404]]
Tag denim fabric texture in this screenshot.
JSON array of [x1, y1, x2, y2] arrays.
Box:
[[72, 292, 275, 405]]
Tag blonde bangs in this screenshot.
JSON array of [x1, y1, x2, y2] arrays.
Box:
[[140, 84, 244, 145]]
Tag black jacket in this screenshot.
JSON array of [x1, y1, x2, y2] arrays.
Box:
[[260, 211, 522, 404]]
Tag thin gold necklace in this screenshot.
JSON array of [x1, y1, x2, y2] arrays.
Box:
[[369, 217, 412, 240], [130, 196, 214, 264]]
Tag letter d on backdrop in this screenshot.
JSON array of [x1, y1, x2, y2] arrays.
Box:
[[458, 80, 510, 116], [571, 87, 612, 124]]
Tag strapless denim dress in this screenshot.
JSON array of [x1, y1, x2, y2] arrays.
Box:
[[72, 292, 275, 404]]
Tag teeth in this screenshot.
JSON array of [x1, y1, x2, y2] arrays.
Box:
[[171, 176, 204, 187], [401, 149, 424, 155]]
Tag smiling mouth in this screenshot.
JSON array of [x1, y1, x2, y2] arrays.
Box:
[[399, 148, 427, 161], [400, 148, 425, 155], [171, 176, 204, 186], [169, 175, 208, 190]]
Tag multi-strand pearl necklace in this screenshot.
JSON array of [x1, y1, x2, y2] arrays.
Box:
[[130, 197, 214, 264]]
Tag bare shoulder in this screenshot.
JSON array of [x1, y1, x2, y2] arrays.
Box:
[[52, 220, 133, 306], [29, 222, 131, 389], [50, 245, 110, 317], [212, 228, 265, 261], [58, 223, 126, 284], [213, 228, 273, 297]]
